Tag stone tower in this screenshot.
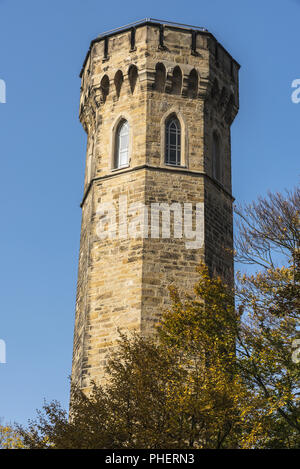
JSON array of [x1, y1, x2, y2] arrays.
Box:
[[72, 19, 240, 389]]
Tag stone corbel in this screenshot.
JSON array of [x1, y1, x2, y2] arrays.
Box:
[[198, 77, 210, 100], [79, 105, 89, 134], [165, 70, 173, 94], [139, 68, 156, 91], [122, 73, 131, 95], [93, 87, 102, 108], [182, 74, 190, 97], [224, 100, 239, 125]]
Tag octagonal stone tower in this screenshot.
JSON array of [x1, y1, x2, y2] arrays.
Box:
[[71, 19, 240, 389]]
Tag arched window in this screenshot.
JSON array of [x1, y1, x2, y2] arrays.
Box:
[[115, 120, 130, 168], [171, 66, 182, 95], [154, 63, 166, 92], [187, 69, 198, 98], [165, 116, 181, 166], [212, 131, 221, 182], [114, 70, 123, 99], [128, 65, 138, 94], [100, 75, 109, 103]]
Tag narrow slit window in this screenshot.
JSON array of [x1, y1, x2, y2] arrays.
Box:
[[165, 117, 181, 166]]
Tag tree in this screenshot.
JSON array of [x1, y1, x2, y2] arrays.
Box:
[[234, 186, 300, 447], [157, 264, 261, 448], [16, 186, 299, 449], [0, 424, 24, 449], [234, 187, 299, 271], [17, 265, 260, 449]]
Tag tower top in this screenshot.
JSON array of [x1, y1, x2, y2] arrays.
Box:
[[98, 18, 208, 37], [79, 18, 240, 77]]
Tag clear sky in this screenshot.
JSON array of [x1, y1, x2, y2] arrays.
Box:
[[0, 0, 299, 425]]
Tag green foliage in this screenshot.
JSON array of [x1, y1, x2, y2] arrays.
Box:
[[0, 424, 24, 449], [16, 186, 299, 449], [17, 269, 260, 449], [234, 185, 300, 447]]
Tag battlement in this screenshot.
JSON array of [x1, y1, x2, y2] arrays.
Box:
[[80, 18, 240, 76]]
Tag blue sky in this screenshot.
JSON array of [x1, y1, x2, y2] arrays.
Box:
[[0, 0, 299, 425]]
